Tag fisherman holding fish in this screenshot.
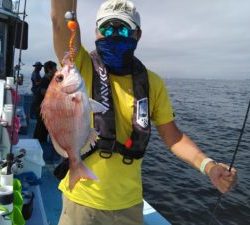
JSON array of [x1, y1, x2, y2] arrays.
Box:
[[49, 0, 237, 225]]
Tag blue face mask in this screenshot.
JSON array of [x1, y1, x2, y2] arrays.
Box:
[[95, 36, 138, 75]]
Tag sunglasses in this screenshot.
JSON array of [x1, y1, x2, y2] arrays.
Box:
[[99, 24, 135, 38]]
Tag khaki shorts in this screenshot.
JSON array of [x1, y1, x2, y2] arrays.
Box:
[[58, 195, 144, 225]]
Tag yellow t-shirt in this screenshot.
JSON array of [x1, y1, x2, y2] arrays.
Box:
[[58, 47, 174, 210]]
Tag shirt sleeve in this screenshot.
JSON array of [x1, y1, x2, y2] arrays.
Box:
[[149, 72, 175, 126]]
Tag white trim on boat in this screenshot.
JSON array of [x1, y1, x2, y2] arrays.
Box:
[[143, 200, 172, 225]]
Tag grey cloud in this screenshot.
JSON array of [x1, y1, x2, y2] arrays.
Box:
[[20, 0, 250, 80]]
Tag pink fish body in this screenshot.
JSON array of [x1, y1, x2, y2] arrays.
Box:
[[41, 61, 106, 190]]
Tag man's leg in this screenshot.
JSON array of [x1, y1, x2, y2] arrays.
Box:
[[58, 195, 114, 225], [58, 195, 144, 225], [114, 202, 144, 225]]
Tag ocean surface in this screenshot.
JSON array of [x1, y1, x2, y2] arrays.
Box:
[[142, 78, 250, 225], [19, 77, 250, 225]]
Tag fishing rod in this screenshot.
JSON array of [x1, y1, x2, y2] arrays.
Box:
[[6, 0, 28, 175], [208, 99, 250, 225]]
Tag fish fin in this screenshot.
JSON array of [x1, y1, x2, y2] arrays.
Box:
[[89, 98, 107, 113], [80, 128, 98, 154], [88, 128, 98, 148], [50, 136, 68, 158], [69, 162, 98, 191]]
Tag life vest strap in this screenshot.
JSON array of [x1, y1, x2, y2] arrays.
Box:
[[95, 139, 145, 159]]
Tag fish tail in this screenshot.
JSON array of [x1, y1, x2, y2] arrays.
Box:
[[69, 162, 97, 190]]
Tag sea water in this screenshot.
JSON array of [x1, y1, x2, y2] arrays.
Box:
[[142, 78, 250, 225]]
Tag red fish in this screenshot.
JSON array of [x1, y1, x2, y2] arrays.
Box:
[[41, 60, 106, 190]]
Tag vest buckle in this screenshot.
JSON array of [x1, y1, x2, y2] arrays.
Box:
[[99, 150, 113, 159], [122, 156, 133, 165]]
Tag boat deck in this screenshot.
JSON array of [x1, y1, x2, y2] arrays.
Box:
[[26, 185, 48, 225]]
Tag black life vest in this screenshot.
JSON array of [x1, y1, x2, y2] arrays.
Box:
[[90, 50, 151, 164]]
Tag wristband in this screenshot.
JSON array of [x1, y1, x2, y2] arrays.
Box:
[[200, 158, 214, 175]]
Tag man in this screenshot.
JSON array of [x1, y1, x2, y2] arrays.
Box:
[[31, 61, 43, 94], [30, 61, 43, 119], [51, 1, 237, 225]]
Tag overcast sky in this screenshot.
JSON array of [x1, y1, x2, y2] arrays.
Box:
[[18, 0, 250, 80]]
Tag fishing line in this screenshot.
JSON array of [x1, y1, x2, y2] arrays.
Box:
[[67, 0, 78, 62], [72, 0, 76, 12], [208, 99, 250, 225], [6, 0, 28, 174]]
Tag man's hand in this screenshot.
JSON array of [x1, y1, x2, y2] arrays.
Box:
[[207, 163, 237, 193]]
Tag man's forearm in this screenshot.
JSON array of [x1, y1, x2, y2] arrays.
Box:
[[157, 122, 216, 175], [51, 0, 81, 62], [170, 133, 216, 174]]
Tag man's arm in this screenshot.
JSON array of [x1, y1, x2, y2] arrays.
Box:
[[51, 0, 81, 62], [157, 121, 237, 193]]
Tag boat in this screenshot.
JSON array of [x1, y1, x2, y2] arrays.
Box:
[[0, 1, 172, 224]]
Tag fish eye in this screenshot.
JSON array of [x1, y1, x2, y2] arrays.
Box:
[[55, 74, 64, 83]]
